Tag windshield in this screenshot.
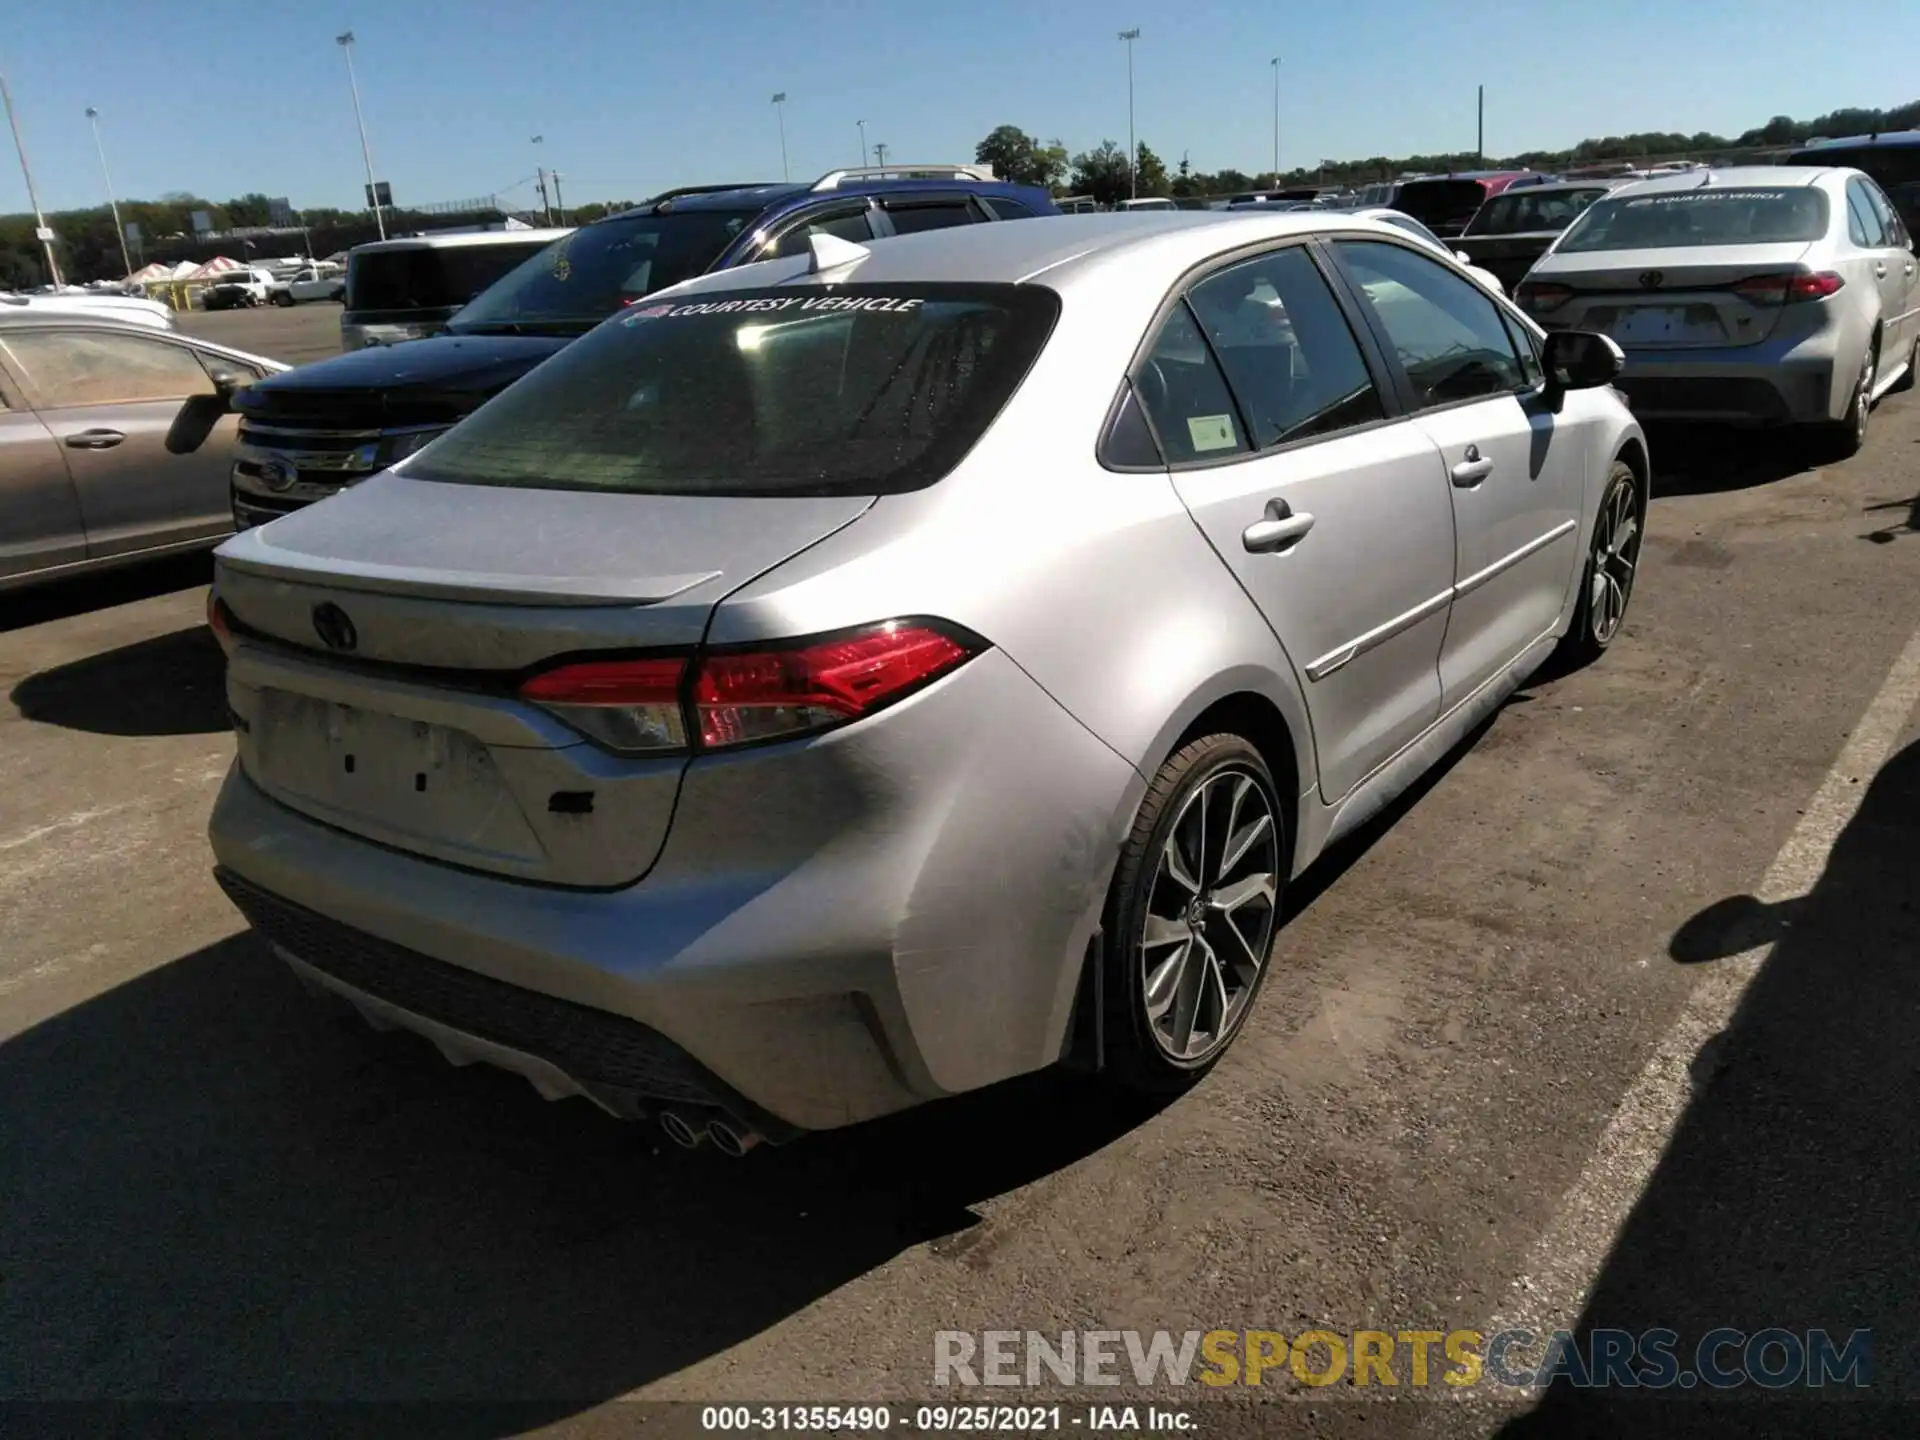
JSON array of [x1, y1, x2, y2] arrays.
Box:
[[345, 241, 556, 314], [404, 284, 1060, 498], [1466, 187, 1610, 236], [1558, 187, 1830, 252], [448, 210, 762, 335]]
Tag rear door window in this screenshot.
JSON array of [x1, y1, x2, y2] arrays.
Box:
[[1184, 247, 1386, 449], [882, 199, 981, 235], [1132, 303, 1250, 463], [769, 207, 876, 258], [979, 197, 1038, 220], [404, 284, 1060, 497], [1846, 178, 1889, 247]]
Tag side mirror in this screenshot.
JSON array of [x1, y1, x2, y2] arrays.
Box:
[[1454, 250, 1472, 265], [1541, 329, 1624, 396], [206, 367, 246, 405]]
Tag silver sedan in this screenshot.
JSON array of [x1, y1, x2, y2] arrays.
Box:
[[1516, 165, 1919, 457], [206, 212, 1646, 1151]]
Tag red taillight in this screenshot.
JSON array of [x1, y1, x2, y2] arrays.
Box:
[[1732, 271, 1844, 305], [517, 622, 979, 755], [519, 656, 690, 754], [206, 592, 236, 654], [1517, 281, 1573, 313], [694, 623, 974, 750]]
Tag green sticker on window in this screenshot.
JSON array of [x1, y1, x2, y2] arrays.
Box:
[[1187, 413, 1237, 452]]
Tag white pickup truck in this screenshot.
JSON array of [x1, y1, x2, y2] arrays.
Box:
[[269, 264, 345, 306]]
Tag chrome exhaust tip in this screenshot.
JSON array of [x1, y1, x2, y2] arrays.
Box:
[[707, 1116, 763, 1157], [660, 1110, 706, 1149]]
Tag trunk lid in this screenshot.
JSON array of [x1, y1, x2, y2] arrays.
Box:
[[214, 473, 873, 886], [1528, 242, 1814, 348]]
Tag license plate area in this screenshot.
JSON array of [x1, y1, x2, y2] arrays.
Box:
[[250, 689, 543, 863], [1592, 304, 1723, 346]]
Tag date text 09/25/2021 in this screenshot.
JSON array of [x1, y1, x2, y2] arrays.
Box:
[[700, 1404, 1195, 1434]]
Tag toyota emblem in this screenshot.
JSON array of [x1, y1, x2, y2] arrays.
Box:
[[1638, 270, 1665, 290], [311, 602, 357, 652], [258, 457, 298, 492]]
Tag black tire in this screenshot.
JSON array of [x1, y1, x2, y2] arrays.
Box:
[[1891, 334, 1918, 395], [1099, 732, 1286, 1094], [273, 291, 294, 307], [1553, 458, 1643, 671], [1808, 343, 1875, 462]]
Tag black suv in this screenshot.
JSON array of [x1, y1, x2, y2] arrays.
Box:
[[230, 167, 1059, 529]]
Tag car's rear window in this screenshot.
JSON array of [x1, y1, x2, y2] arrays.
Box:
[[345, 241, 557, 313], [1394, 180, 1492, 229], [403, 284, 1061, 498], [1557, 188, 1830, 251], [1465, 187, 1610, 236]]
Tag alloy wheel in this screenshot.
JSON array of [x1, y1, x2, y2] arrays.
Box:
[[1139, 766, 1281, 1064], [1853, 354, 1874, 447], [1589, 476, 1641, 646]]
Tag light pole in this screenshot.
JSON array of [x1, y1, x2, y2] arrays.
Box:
[[857, 119, 868, 168], [84, 107, 133, 281], [872, 141, 889, 167], [550, 171, 566, 224], [1269, 57, 1281, 187], [336, 31, 385, 240], [0, 66, 60, 286], [1118, 28, 1140, 199], [531, 135, 551, 223], [771, 92, 790, 182]]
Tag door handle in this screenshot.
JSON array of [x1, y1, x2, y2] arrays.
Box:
[[64, 429, 125, 450], [1242, 498, 1315, 553], [1874, 263, 1887, 278], [1451, 443, 1495, 488]]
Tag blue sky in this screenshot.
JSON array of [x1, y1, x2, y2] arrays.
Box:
[[3, 0, 1911, 215]]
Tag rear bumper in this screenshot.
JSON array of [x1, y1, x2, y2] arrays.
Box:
[[1612, 351, 1839, 424], [206, 647, 1143, 1132], [1580, 327, 1848, 425]]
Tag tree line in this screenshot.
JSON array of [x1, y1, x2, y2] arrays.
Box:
[[976, 97, 1920, 206]]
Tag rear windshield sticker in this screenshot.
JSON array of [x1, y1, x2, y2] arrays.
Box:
[[1624, 190, 1789, 207], [623, 295, 925, 324], [1188, 414, 1238, 452]]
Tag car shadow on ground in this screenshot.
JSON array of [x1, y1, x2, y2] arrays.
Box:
[[1495, 734, 1920, 1438], [0, 552, 211, 634], [1644, 423, 1815, 498], [0, 931, 1164, 1425], [9, 623, 229, 736]]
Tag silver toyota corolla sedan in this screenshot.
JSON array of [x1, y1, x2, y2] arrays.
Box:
[[1516, 166, 1919, 457], [206, 211, 1646, 1153]]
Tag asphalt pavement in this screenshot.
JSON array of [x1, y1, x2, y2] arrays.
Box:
[[2, 359, 1918, 1437], [178, 298, 351, 366]]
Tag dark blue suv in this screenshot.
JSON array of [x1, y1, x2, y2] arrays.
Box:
[[229, 167, 1059, 527]]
